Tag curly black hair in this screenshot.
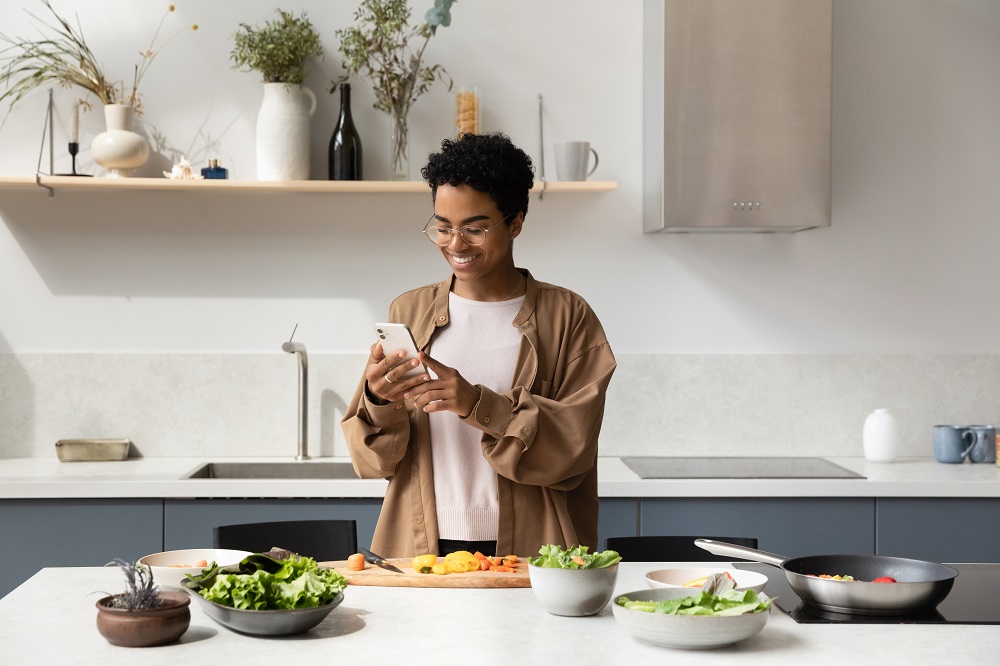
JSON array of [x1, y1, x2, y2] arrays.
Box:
[[421, 133, 535, 219]]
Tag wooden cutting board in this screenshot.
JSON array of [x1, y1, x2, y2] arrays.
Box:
[[321, 559, 531, 588]]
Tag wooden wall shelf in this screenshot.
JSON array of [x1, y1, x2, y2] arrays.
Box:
[[0, 175, 618, 195]]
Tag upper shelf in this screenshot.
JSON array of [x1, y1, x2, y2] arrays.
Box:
[[0, 175, 618, 195]]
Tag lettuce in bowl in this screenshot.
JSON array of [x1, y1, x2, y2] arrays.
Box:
[[528, 544, 622, 569]]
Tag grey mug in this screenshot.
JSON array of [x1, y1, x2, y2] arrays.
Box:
[[932, 425, 974, 464], [967, 425, 998, 464]]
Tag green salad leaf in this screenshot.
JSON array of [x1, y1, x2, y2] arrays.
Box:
[[616, 588, 773, 616], [528, 544, 622, 569], [185, 549, 348, 610]]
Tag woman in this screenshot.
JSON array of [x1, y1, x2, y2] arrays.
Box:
[[342, 133, 615, 558]]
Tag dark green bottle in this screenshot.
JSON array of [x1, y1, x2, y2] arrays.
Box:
[[328, 84, 362, 180]]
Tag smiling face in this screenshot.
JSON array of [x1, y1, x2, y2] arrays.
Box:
[[431, 183, 523, 300]]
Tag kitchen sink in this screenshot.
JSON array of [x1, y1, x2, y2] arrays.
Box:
[[182, 462, 360, 480]]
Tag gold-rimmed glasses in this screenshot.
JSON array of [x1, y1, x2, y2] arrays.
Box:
[[421, 212, 515, 246]]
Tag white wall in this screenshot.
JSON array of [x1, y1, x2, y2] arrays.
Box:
[[2, 1, 1000, 459]]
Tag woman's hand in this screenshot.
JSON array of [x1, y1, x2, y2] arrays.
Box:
[[405, 352, 480, 418], [365, 342, 429, 403]]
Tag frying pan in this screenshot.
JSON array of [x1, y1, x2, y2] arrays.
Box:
[[695, 539, 958, 616]]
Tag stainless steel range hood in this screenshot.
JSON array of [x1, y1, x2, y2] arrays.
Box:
[[643, 0, 832, 233]]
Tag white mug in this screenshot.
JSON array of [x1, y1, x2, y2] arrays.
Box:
[[554, 141, 599, 181]]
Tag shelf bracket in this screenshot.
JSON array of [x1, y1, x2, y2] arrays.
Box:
[[34, 89, 56, 198]]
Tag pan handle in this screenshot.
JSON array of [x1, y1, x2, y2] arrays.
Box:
[[694, 539, 787, 567]]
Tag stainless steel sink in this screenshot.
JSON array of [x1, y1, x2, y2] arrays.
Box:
[[182, 462, 359, 480]]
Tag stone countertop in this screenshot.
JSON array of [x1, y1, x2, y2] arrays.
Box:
[[2, 563, 997, 665], [0, 456, 997, 500]]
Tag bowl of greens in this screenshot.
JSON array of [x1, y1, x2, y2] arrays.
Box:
[[527, 545, 622, 616], [613, 574, 772, 649], [182, 549, 348, 635]]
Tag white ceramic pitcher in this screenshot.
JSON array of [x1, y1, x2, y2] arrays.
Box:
[[256, 83, 318, 181]]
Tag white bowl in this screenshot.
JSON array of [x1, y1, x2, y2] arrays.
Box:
[[528, 563, 619, 616], [613, 587, 770, 649], [645, 567, 768, 594], [138, 548, 252, 589]]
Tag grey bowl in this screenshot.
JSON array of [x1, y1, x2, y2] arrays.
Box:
[[612, 587, 769, 649], [528, 563, 619, 616], [183, 581, 343, 635]]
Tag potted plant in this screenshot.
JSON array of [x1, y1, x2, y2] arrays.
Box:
[[0, 1, 197, 176], [231, 9, 323, 181], [333, 0, 457, 180], [95, 558, 191, 648]]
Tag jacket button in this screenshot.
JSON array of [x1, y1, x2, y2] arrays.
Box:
[[484, 416, 491, 424], [439, 316, 446, 322], [395, 404, 402, 410]]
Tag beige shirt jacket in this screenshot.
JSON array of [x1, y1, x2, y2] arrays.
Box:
[[342, 270, 617, 558]]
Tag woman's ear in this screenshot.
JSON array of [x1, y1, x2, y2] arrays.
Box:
[[509, 212, 525, 240]]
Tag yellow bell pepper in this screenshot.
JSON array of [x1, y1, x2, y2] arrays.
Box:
[[431, 562, 450, 575], [412, 554, 437, 574], [444, 550, 480, 573]]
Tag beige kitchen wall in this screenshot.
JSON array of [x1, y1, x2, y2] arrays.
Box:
[[1, 1, 999, 459]]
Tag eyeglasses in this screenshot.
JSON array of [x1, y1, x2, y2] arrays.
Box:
[[421, 213, 515, 246]]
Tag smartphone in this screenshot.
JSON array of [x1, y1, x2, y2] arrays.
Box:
[[374, 322, 425, 379]]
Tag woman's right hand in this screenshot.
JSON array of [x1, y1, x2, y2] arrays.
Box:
[[366, 342, 428, 403]]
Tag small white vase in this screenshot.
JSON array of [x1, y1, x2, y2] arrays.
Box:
[[863, 408, 900, 463], [91, 104, 150, 178], [256, 83, 318, 181]]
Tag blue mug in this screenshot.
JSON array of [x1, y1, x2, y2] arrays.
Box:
[[932, 425, 974, 464], [967, 425, 998, 464]]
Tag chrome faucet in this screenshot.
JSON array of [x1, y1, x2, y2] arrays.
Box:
[[282, 325, 309, 460]]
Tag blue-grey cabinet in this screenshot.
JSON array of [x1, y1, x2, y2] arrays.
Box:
[[876, 498, 1000, 563], [0, 499, 162, 599]]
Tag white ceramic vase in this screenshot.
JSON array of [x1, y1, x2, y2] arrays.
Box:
[[256, 83, 318, 181], [91, 104, 150, 178], [863, 408, 900, 463]]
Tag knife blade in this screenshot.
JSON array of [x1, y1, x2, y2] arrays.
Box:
[[360, 546, 405, 574]]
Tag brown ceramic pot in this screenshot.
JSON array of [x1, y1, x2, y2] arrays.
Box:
[[95, 590, 191, 647]]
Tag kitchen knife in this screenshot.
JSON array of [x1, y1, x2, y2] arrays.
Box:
[[360, 546, 404, 574]]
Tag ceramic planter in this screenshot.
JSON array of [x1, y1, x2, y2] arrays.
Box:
[[95, 590, 190, 647]]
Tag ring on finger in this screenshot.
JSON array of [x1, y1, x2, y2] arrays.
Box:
[[384, 373, 394, 384]]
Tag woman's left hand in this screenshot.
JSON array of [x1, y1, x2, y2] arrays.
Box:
[[405, 352, 481, 418]]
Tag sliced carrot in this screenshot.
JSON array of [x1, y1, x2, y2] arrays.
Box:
[[478, 558, 490, 571], [492, 565, 516, 573], [572, 556, 586, 567], [473, 551, 488, 561], [347, 553, 366, 571]]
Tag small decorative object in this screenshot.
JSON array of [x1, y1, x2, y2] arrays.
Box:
[[334, 0, 457, 180], [201, 159, 228, 179], [162, 156, 202, 180], [328, 83, 362, 180], [54, 100, 90, 176], [95, 558, 191, 648], [455, 84, 479, 136], [91, 104, 152, 178], [230, 9, 322, 181], [863, 408, 900, 463], [0, 1, 197, 117]]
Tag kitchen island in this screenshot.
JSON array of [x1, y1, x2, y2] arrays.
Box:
[[1, 562, 996, 665], [1, 456, 999, 599]]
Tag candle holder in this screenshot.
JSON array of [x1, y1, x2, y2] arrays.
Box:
[[55, 142, 92, 177]]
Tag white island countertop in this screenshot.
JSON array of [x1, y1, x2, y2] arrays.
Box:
[[0, 456, 997, 500], [1, 563, 997, 665]]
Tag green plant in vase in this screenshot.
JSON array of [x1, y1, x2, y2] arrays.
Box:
[[333, 0, 457, 180], [230, 8, 323, 85]]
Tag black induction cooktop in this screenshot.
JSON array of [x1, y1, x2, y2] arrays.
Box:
[[734, 562, 1000, 624], [622, 456, 864, 479]]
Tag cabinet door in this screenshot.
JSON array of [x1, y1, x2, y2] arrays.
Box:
[[599, 498, 639, 549], [637, 498, 875, 557], [163, 499, 383, 554], [0, 499, 162, 599], [877, 498, 1000, 563]]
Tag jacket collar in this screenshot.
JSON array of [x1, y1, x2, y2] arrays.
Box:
[[428, 268, 537, 337]]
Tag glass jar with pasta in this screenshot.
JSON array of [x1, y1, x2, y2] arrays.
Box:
[[455, 84, 480, 136]]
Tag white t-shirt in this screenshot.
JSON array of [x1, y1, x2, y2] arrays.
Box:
[[428, 291, 524, 540]]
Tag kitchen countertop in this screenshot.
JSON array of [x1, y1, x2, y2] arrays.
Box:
[[1, 562, 997, 664], [0, 456, 997, 500]]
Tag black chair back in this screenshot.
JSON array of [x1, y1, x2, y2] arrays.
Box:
[[604, 535, 758, 563], [213, 519, 358, 561]]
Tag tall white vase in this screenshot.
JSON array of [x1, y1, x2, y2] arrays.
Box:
[[256, 83, 318, 181], [863, 408, 900, 463], [91, 104, 150, 178]]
